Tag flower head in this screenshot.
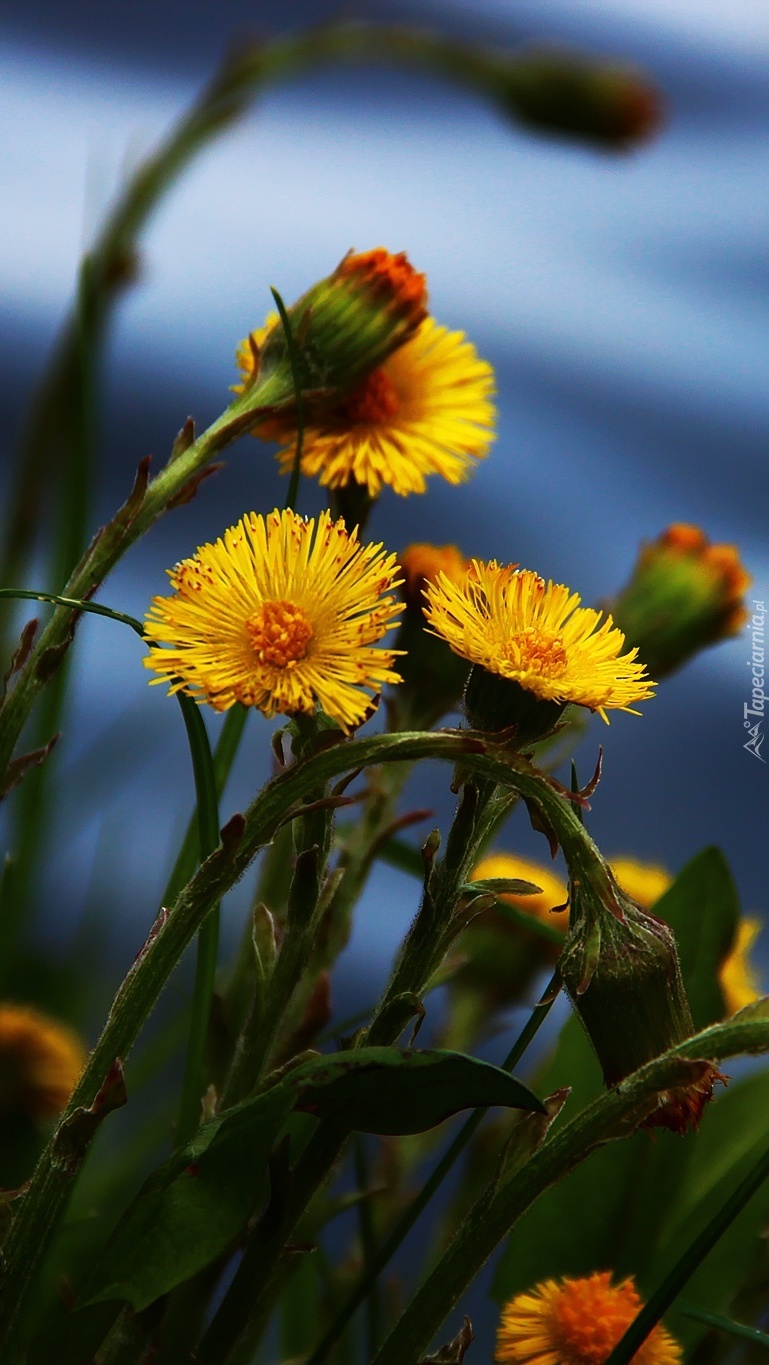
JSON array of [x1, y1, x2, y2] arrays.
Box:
[[144, 509, 404, 732], [238, 316, 496, 498], [611, 523, 751, 678], [425, 563, 655, 723], [0, 1004, 86, 1123], [720, 918, 763, 1016], [496, 1271, 681, 1365]]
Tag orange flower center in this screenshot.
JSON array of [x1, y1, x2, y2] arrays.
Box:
[[551, 1275, 641, 1365], [504, 627, 568, 677], [247, 600, 313, 668], [341, 369, 400, 425]]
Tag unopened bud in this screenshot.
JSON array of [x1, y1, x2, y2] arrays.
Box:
[[611, 524, 752, 678], [241, 248, 427, 407], [559, 863, 719, 1132], [392, 544, 472, 728], [502, 50, 663, 150]]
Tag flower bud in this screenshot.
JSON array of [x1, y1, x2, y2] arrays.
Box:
[[240, 248, 428, 413], [390, 543, 472, 728], [610, 524, 752, 678], [559, 864, 718, 1132], [501, 50, 663, 150]]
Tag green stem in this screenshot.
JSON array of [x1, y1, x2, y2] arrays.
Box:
[[224, 718, 332, 1104], [354, 1135, 382, 1359], [365, 779, 510, 1046], [271, 286, 305, 515], [175, 703, 221, 1146], [0, 259, 102, 966], [605, 1142, 769, 1365], [163, 705, 249, 907], [306, 974, 560, 1365]]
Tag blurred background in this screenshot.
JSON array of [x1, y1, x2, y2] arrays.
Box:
[[1, 0, 768, 1352]]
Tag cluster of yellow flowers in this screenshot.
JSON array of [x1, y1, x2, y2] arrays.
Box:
[[144, 247, 668, 738]]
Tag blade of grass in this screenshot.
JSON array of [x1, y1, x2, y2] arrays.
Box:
[[270, 286, 305, 515], [604, 1143, 769, 1365], [0, 588, 222, 1147], [678, 1305, 769, 1348]]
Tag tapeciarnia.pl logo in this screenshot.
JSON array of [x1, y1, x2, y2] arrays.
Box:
[[744, 599, 766, 762]]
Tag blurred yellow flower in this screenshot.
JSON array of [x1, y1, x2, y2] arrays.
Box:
[[610, 858, 672, 908], [720, 918, 763, 1015], [0, 1003, 85, 1123], [473, 852, 568, 935]]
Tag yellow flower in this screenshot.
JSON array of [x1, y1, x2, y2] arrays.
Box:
[[425, 563, 655, 721], [496, 1272, 681, 1365], [237, 315, 496, 498], [610, 858, 672, 908], [0, 1003, 86, 1123], [144, 509, 404, 732], [473, 853, 568, 936], [720, 918, 763, 1015]]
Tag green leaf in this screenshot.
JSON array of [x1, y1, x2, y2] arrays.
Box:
[[81, 1049, 543, 1314], [83, 1080, 293, 1312], [460, 878, 543, 897], [656, 1067, 769, 1351], [652, 846, 739, 1029], [292, 1048, 545, 1133]]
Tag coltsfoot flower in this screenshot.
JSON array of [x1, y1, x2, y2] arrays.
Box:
[[496, 1271, 681, 1365], [0, 1003, 86, 1123], [238, 315, 496, 498], [425, 562, 655, 739], [144, 509, 404, 732]]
